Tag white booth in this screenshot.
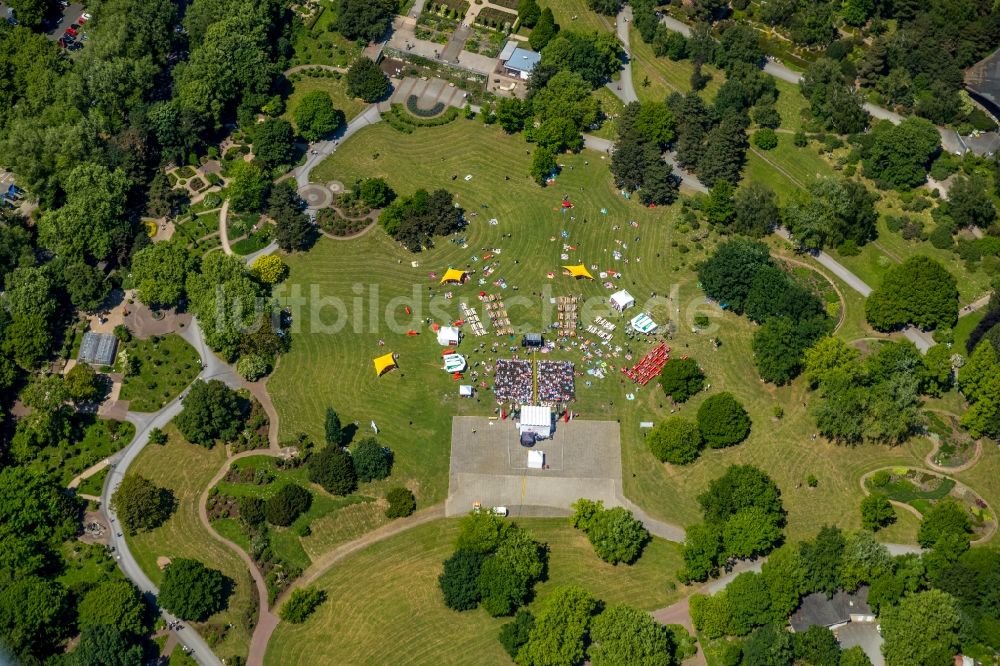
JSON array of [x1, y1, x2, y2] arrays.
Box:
[[527, 450, 545, 469], [630, 312, 658, 334], [518, 405, 552, 439], [437, 326, 460, 346], [610, 290, 635, 311]]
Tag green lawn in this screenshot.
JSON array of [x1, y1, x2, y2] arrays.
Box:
[[57, 542, 126, 595], [742, 135, 838, 203], [282, 75, 366, 128], [125, 426, 256, 661], [286, 119, 681, 525], [629, 26, 724, 104], [539, 0, 615, 35], [590, 87, 625, 140], [265, 517, 687, 665], [293, 119, 980, 545], [30, 416, 134, 486], [211, 455, 374, 570], [829, 214, 995, 304], [120, 333, 201, 412], [78, 465, 109, 496]]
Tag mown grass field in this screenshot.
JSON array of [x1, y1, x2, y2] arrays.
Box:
[[124, 426, 255, 661], [630, 26, 724, 104], [266, 118, 1000, 550], [211, 454, 374, 570], [281, 74, 366, 129], [265, 517, 687, 666], [539, 0, 615, 35]]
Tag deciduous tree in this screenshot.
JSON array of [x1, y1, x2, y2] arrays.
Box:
[[157, 558, 228, 622], [175, 379, 244, 446], [648, 416, 704, 464], [111, 474, 176, 535], [696, 392, 751, 448], [346, 57, 390, 103]]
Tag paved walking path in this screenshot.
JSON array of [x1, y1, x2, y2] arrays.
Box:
[[219, 199, 232, 255], [101, 319, 240, 666], [198, 448, 289, 666], [606, 7, 638, 104], [774, 227, 936, 352], [294, 104, 382, 189], [658, 14, 970, 156]]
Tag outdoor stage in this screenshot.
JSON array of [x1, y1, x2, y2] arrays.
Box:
[[445, 416, 623, 517]]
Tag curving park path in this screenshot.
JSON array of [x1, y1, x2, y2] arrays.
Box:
[[100, 319, 241, 666], [858, 467, 996, 544]]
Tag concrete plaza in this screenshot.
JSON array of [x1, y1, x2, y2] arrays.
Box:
[[445, 416, 623, 517]]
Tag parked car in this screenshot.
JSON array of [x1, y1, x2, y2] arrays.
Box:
[[68, 42, 83, 51], [70, 23, 80, 30], [62, 32, 75, 42], [77, 15, 88, 23], [64, 26, 77, 36], [81, 12, 92, 20]]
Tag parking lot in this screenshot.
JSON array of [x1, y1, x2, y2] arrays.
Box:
[[1, 1, 86, 48], [445, 416, 623, 517]]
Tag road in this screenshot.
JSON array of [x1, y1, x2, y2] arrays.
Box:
[[606, 6, 638, 104], [101, 319, 242, 666], [774, 228, 936, 352], [293, 104, 382, 188]]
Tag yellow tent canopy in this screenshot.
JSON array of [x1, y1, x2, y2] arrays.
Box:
[[373, 352, 398, 377], [562, 264, 594, 280], [439, 268, 467, 284]]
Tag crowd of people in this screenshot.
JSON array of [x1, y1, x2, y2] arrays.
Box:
[[493, 359, 532, 403], [538, 360, 575, 403]]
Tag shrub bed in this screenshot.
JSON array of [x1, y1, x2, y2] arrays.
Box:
[[317, 208, 372, 237], [406, 95, 447, 118], [475, 7, 516, 31]]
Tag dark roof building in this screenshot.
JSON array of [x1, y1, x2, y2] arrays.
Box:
[[789, 586, 875, 633], [78, 331, 118, 366], [966, 49, 1000, 119]]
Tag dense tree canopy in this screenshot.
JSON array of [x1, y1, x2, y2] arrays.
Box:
[[111, 474, 175, 535], [380, 188, 465, 251], [157, 558, 228, 622], [648, 416, 704, 465], [175, 379, 244, 446], [264, 483, 312, 526], [588, 603, 674, 666], [863, 117, 941, 190], [77, 580, 148, 635], [865, 255, 958, 331], [570, 499, 650, 565], [658, 358, 705, 402], [881, 590, 961, 666], [516, 586, 597, 666], [294, 91, 345, 142], [696, 392, 751, 448], [346, 57, 390, 103], [351, 437, 392, 483], [307, 445, 357, 495]]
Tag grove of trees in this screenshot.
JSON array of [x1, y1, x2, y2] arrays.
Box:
[[680, 465, 785, 583]]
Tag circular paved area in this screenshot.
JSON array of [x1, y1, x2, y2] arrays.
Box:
[[328, 180, 345, 193], [298, 183, 333, 209]]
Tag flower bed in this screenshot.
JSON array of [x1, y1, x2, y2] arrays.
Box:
[[925, 412, 978, 468]]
